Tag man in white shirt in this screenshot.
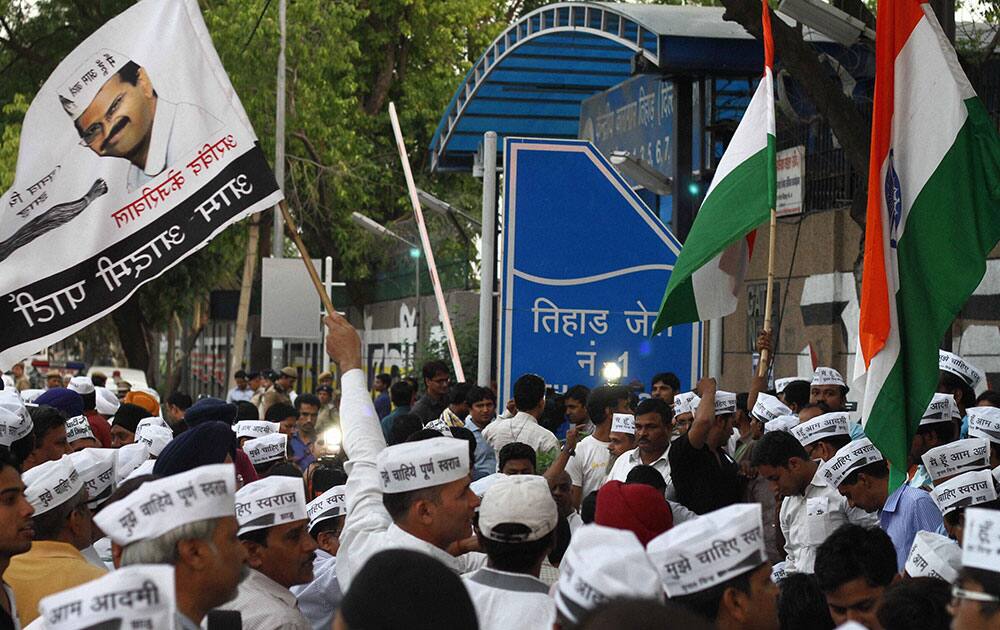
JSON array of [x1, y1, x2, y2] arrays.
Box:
[[227, 370, 254, 404], [60, 54, 223, 193], [606, 398, 676, 499], [566, 385, 630, 508], [482, 374, 560, 472], [463, 476, 558, 630], [221, 476, 315, 629], [751, 430, 876, 573], [95, 464, 247, 630], [291, 486, 346, 630], [323, 312, 485, 592]]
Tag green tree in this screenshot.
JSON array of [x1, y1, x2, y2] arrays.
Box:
[[1, 0, 504, 383]]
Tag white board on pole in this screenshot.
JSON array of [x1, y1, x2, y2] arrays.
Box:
[[262, 257, 321, 339]]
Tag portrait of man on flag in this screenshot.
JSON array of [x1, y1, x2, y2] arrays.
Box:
[[58, 49, 223, 193]]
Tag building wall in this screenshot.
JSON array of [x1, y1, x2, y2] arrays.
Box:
[[353, 290, 480, 385], [719, 205, 1000, 394]]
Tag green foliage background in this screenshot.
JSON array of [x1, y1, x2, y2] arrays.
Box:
[[0, 0, 510, 362]]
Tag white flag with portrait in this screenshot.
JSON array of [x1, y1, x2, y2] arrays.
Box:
[[0, 0, 282, 368]]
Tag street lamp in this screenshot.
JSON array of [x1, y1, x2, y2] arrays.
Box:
[[417, 189, 482, 226], [777, 0, 874, 47], [610, 151, 673, 196], [351, 212, 422, 365]]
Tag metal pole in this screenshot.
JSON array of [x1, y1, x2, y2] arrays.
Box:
[[708, 317, 722, 378], [322, 256, 332, 376], [415, 254, 421, 371], [273, 0, 286, 258], [477, 132, 498, 387]]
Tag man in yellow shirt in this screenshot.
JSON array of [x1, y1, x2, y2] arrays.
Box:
[[0, 447, 35, 628], [7, 455, 105, 626]]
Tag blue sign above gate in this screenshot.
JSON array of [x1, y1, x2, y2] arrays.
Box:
[[498, 138, 701, 403]]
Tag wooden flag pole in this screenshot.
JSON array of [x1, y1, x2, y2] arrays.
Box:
[[229, 215, 260, 385], [757, 207, 777, 377], [388, 101, 466, 382], [278, 200, 337, 316]]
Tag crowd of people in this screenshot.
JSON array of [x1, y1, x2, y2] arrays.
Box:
[[0, 316, 999, 630]]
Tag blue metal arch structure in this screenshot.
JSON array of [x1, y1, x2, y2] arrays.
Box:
[[428, 1, 855, 174], [430, 2, 660, 172]]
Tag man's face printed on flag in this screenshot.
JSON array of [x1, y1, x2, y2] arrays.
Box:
[[76, 64, 156, 164]]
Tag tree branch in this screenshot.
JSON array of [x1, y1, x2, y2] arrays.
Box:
[[720, 0, 870, 186]]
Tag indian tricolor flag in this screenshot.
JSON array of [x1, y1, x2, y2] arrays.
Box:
[[858, 0, 1000, 472], [652, 0, 776, 334]]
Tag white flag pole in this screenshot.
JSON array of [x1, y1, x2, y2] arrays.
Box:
[[388, 102, 465, 381]]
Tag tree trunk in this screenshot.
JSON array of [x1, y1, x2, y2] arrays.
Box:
[[111, 296, 151, 379], [720, 0, 872, 204]]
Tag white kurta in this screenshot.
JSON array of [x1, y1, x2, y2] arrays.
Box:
[[213, 568, 310, 630], [463, 567, 556, 630], [335, 369, 486, 592], [126, 99, 223, 192], [605, 445, 677, 501], [780, 465, 879, 573]]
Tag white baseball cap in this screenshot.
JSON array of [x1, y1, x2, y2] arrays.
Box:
[[477, 475, 557, 543]]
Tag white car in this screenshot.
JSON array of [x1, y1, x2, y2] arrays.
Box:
[[86, 366, 149, 392]]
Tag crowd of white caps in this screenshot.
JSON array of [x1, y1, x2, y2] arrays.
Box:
[[0, 344, 997, 630]]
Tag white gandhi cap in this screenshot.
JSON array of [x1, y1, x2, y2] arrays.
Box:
[[23, 455, 83, 516], [235, 475, 307, 536], [919, 393, 961, 425], [921, 438, 990, 482], [967, 407, 1000, 445], [376, 437, 470, 494], [611, 413, 636, 435], [647, 503, 767, 597], [57, 49, 129, 119], [0, 389, 32, 447], [905, 530, 961, 583], [752, 393, 792, 422], [961, 507, 1000, 574], [94, 463, 237, 546], [790, 412, 850, 447], [554, 524, 662, 624], [243, 433, 288, 466], [306, 485, 347, 532], [819, 438, 884, 488], [67, 376, 95, 396], [811, 367, 846, 388]]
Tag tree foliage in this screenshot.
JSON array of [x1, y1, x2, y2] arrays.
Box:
[[0, 0, 506, 378]]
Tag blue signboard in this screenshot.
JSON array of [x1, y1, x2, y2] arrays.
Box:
[[498, 138, 702, 404], [579, 74, 675, 182]]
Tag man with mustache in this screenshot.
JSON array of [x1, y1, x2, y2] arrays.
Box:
[[59, 50, 221, 192], [95, 464, 247, 630], [218, 475, 315, 630]]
